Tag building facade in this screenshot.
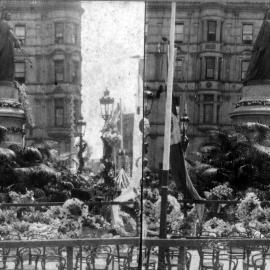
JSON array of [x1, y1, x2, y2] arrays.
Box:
[[5, 0, 83, 154], [145, 0, 267, 169]]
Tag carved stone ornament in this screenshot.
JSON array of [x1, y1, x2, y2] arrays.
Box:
[[206, 82, 212, 88], [235, 99, 270, 108]]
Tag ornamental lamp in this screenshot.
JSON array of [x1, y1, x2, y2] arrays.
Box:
[[76, 116, 86, 136], [99, 88, 114, 122], [144, 89, 154, 117]]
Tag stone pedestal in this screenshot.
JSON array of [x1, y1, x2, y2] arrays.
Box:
[[0, 81, 26, 147], [230, 81, 270, 125]]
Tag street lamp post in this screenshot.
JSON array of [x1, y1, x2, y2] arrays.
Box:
[[99, 88, 114, 122], [143, 88, 154, 117], [76, 117, 86, 174], [180, 108, 189, 152], [143, 89, 154, 166], [180, 108, 189, 218], [99, 89, 114, 160]]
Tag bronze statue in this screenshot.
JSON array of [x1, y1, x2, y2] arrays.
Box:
[[0, 10, 21, 82], [244, 10, 270, 83]]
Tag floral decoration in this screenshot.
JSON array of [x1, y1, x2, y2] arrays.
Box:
[[207, 183, 233, 200], [203, 217, 231, 236], [102, 130, 122, 147]]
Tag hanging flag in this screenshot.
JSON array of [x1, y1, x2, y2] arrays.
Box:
[[170, 112, 203, 200]]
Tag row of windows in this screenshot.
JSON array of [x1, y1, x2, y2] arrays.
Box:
[[14, 60, 80, 84], [175, 21, 253, 44], [54, 99, 80, 127], [174, 57, 250, 81], [12, 22, 79, 46]]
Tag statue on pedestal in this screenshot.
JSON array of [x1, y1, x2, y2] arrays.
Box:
[[0, 9, 21, 82], [244, 10, 270, 83]]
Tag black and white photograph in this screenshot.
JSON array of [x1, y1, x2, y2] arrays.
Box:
[[143, 1, 270, 269], [0, 0, 144, 269], [2, 0, 270, 269]]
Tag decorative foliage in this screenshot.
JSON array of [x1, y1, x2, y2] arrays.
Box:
[[236, 192, 261, 224], [9, 190, 34, 203], [15, 82, 34, 127], [0, 100, 23, 109], [236, 99, 270, 108], [206, 183, 233, 200], [6, 127, 24, 134]]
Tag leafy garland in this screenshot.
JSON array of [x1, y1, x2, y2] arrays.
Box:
[[236, 99, 270, 108], [15, 82, 34, 127], [6, 127, 24, 134], [0, 100, 23, 109]]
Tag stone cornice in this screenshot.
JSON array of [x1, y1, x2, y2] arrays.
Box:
[[146, 1, 267, 13], [6, 1, 84, 15]]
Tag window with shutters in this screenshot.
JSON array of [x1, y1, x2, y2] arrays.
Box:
[[207, 21, 217, 42], [175, 23, 184, 43], [55, 98, 64, 127], [15, 25, 26, 45], [203, 94, 214, 124], [205, 57, 215, 79], [55, 22, 64, 44], [242, 24, 253, 44], [241, 60, 250, 81], [72, 60, 80, 83], [66, 23, 78, 44], [54, 60, 64, 82], [15, 62, 26, 83], [218, 57, 222, 80], [174, 58, 183, 81]]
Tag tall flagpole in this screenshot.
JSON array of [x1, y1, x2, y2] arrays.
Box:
[[120, 98, 123, 150], [158, 2, 176, 268]]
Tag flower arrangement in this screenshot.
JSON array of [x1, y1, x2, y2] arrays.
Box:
[[203, 217, 231, 236], [62, 198, 88, 218], [102, 130, 122, 147]]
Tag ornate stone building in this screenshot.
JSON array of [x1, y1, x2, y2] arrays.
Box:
[[4, 0, 83, 153], [145, 0, 268, 169]]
